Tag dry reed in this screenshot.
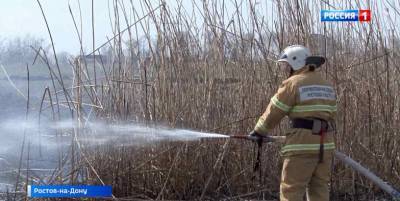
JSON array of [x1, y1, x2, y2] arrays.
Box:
[[22, 0, 400, 200]]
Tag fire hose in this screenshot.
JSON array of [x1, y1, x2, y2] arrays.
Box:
[[229, 134, 400, 199]]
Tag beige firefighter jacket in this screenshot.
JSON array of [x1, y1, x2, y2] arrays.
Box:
[[254, 67, 337, 156]]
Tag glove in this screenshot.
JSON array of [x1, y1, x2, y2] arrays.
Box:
[[248, 130, 263, 144]]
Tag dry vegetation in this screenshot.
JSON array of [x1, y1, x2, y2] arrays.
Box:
[[13, 0, 400, 200]]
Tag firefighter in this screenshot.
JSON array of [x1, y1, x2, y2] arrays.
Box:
[[249, 45, 337, 201]]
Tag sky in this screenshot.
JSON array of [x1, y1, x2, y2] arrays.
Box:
[[0, 0, 116, 54], [0, 0, 270, 55], [0, 0, 399, 54]]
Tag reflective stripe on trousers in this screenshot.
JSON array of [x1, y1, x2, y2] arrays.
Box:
[[281, 143, 335, 154]]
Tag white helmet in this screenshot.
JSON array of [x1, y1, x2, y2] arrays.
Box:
[[278, 45, 311, 70]]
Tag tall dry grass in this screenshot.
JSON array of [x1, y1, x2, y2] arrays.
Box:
[[25, 0, 400, 200]]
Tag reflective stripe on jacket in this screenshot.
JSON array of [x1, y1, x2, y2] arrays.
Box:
[[254, 68, 337, 156]]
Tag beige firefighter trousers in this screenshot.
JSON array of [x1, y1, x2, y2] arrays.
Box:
[[280, 152, 333, 201]]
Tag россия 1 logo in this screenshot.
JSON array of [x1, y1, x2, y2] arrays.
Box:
[[321, 10, 371, 22]]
